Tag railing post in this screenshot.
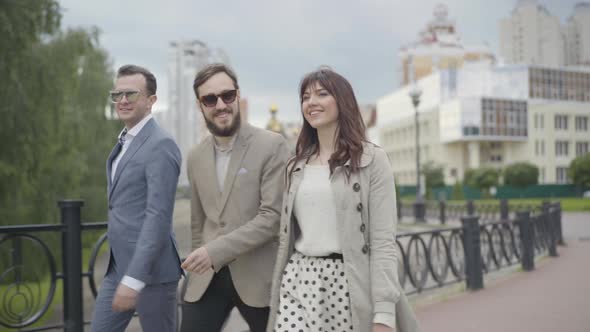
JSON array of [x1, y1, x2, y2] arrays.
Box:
[[59, 200, 84, 332], [555, 202, 564, 245], [500, 199, 509, 220], [439, 200, 446, 225], [516, 210, 535, 271], [466, 200, 475, 216], [542, 201, 558, 257], [460, 215, 484, 290], [413, 199, 426, 223]]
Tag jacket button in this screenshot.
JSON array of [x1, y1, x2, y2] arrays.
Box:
[[357, 203, 363, 212], [360, 224, 366, 232], [284, 206, 288, 213], [108, 205, 113, 210], [220, 222, 226, 228], [362, 244, 369, 254], [353, 183, 360, 192], [283, 226, 288, 233]]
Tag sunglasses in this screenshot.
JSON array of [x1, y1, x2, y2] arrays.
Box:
[[109, 90, 142, 103], [199, 90, 238, 107]]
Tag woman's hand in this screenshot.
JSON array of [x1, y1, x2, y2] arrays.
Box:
[[372, 323, 395, 332]]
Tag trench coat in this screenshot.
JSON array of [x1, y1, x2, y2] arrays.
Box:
[[267, 143, 420, 332]]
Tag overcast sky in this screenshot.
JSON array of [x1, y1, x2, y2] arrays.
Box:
[[59, 0, 582, 127]]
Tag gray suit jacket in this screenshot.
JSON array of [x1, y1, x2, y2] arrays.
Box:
[[106, 118, 182, 285], [183, 123, 289, 307]]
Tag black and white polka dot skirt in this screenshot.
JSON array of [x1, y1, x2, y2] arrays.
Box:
[[274, 251, 354, 332]]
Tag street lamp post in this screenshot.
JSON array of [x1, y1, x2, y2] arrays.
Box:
[[409, 86, 426, 222]]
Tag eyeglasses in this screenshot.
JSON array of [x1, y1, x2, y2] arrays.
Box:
[[199, 90, 238, 107], [109, 90, 142, 103]]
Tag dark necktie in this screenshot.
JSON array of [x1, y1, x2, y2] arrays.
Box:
[[118, 128, 128, 147]]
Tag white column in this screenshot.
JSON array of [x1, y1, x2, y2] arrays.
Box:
[[467, 141, 480, 169]]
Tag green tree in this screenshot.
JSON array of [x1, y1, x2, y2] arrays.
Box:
[[421, 161, 445, 199], [569, 153, 590, 188], [465, 167, 500, 198], [463, 168, 477, 187], [504, 162, 539, 188], [1, 1, 116, 228], [0, 0, 62, 224], [451, 180, 464, 200]]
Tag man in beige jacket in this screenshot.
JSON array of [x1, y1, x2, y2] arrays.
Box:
[[180, 63, 289, 332]]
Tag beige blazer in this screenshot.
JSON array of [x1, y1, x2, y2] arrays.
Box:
[[183, 123, 289, 307], [267, 143, 420, 331]]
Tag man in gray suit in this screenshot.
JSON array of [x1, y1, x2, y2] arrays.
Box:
[[180, 64, 289, 331], [91, 65, 182, 332]]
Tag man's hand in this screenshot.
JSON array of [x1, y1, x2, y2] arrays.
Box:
[[181, 247, 212, 274], [112, 283, 138, 312], [373, 323, 395, 332]]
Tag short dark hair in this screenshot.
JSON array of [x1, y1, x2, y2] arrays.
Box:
[[117, 64, 157, 95], [193, 63, 239, 99]]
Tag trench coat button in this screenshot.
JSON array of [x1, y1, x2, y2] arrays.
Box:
[[362, 244, 369, 254], [284, 206, 288, 213], [220, 222, 226, 228], [360, 224, 366, 232], [283, 226, 288, 233], [357, 203, 363, 212], [353, 183, 361, 192]]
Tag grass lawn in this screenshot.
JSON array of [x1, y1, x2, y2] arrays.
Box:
[[401, 197, 590, 212]]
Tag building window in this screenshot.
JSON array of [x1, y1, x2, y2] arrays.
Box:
[[535, 141, 545, 156], [575, 116, 588, 131], [490, 155, 502, 162], [540, 167, 545, 183], [555, 115, 568, 130], [576, 142, 589, 157], [555, 141, 569, 157], [556, 167, 569, 184]]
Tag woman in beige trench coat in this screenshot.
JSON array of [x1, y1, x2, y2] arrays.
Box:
[[267, 67, 419, 332]]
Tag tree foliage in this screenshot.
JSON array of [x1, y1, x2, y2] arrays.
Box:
[[0, 1, 117, 227], [503, 162, 539, 188], [464, 167, 500, 196], [569, 153, 590, 188], [421, 161, 445, 199], [422, 161, 445, 189]]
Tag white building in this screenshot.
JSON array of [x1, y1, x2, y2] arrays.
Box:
[[565, 2, 590, 66], [499, 0, 566, 67], [163, 40, 230, 186], [376, 63, 590, 186], [399, 4, 495, 86]]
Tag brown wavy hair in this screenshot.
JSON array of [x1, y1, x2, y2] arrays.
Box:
[[287, 67, 367, 186]]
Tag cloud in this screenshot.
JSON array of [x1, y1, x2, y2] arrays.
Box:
[[58, 0, 582, 124]]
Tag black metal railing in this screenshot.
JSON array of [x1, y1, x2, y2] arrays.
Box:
[[1, 200, 564, 331], [395, 202, 563, 294]]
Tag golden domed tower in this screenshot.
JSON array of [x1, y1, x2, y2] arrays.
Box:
[[266, 104, 285, 136]]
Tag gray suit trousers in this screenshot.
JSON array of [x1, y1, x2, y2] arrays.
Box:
[[91, 273, 178, 332]]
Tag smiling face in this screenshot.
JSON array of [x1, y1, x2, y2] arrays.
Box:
[[301, 81, 339, 131], [113, 74, 156, 128], [197, 72, 241, 137]]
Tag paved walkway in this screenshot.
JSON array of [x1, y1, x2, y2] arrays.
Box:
[[416, 212, 590, 332]]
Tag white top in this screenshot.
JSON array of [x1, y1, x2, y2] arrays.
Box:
[[293, 165, 341, 256]]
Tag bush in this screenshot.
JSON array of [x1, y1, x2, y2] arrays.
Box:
[[504, 162, 539, 188], [569, 153, 590, 188]]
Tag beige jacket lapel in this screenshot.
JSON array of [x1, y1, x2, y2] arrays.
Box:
[[217, 124, 254, 216]]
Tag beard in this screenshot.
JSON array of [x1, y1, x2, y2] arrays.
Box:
[[204, 107, 241, 137]]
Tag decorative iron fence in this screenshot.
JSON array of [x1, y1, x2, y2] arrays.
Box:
[[1, 200, 563, 331]]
